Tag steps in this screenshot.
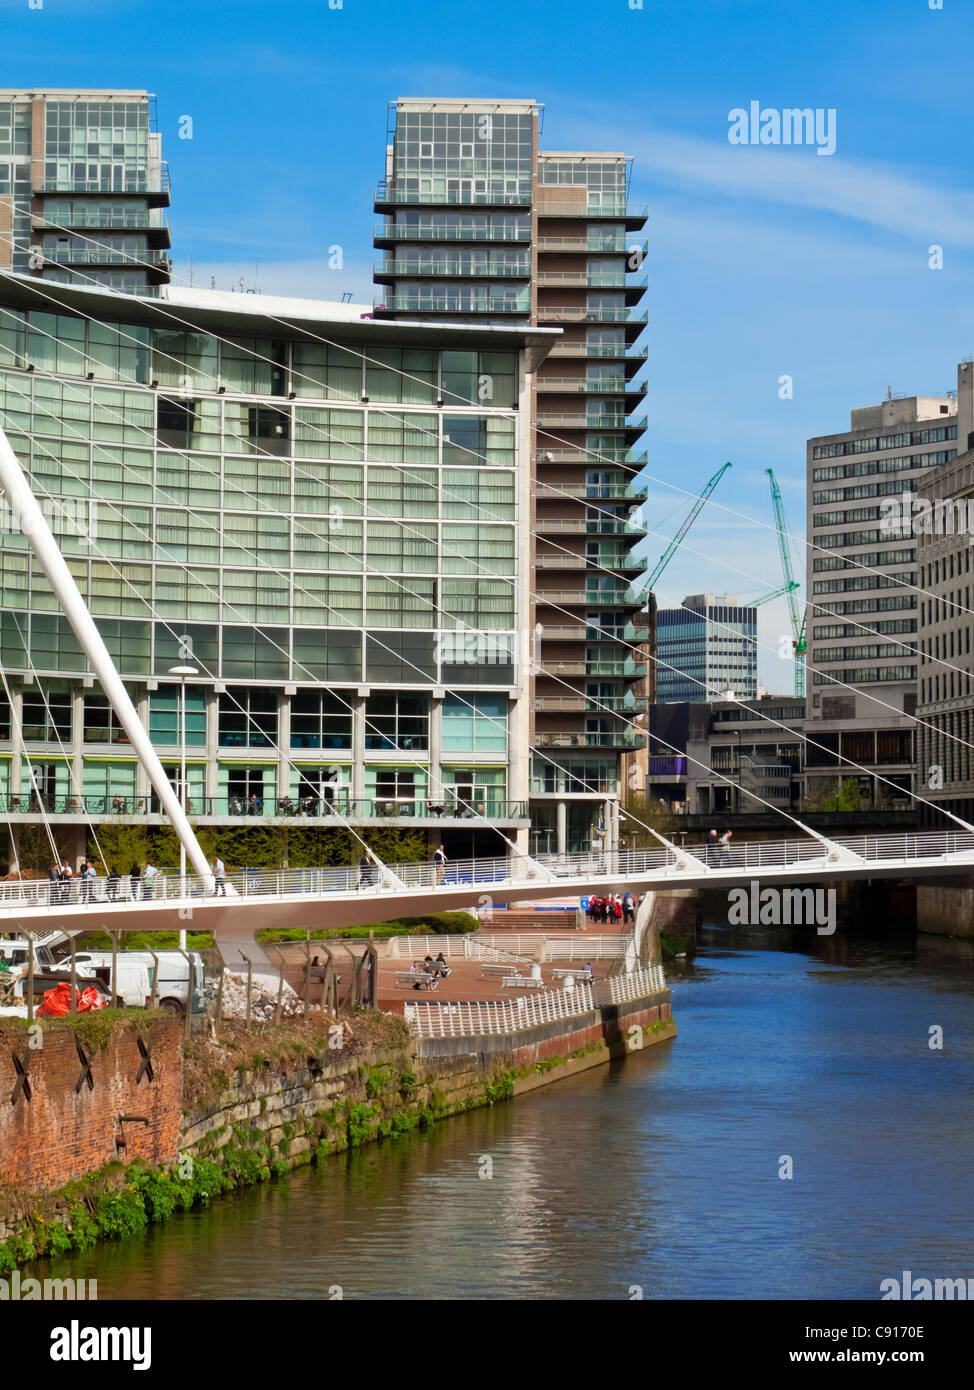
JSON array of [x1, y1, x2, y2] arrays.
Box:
[[485, 909, 580, 932]]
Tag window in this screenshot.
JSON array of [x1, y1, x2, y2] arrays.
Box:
[[218, 688, 278, 747], [442, 693, 507, 751], [442, 414, 514, 467], [364, 692, 429, 751], [21, 681, 72, 741], [148, 686, 206, 746], [290, 690, 353, 750], [83, 691, 129, 744]]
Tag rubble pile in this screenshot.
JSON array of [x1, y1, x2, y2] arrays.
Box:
[[219, 972, 304, 1021]]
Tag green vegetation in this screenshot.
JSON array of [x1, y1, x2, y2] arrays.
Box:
[[810, 777, 866, 812], [258, 911, 478, 944]]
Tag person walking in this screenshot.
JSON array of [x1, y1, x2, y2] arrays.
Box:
[[48, 862, 59, 906], [129, 863, 140, 900], [61, 862, 73, 904], [706, 829, 718, 866], [106, 865, 119, 902], [213, 855, 226, 897], [142, 862, 158, 900], [433, 843, 447, 885], [358, 852, 374, 888], [718, 829, 733, 867]]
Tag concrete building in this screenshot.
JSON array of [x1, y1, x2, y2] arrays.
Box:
[[640, 696, 805, 815], [372, 97, 649, 854], [0, 89, 171, 295], [655, 594, 758, 704], [0, 270, 557, 866], [914, 434, 974, 828], [804, 364, 974, 808]]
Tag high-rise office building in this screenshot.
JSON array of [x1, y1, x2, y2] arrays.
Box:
[[655, 594, 757, 703], [0, 270, 555, 867], [373, 97, 649, 853], [0, 89, 171, 295], [914, 426, 974, 828], [804, 364, 973, 807]]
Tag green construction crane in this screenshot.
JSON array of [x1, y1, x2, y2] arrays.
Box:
[[766, 468, 807, 696], [746, 580, 800, 608], [644, 461, 732, 591]]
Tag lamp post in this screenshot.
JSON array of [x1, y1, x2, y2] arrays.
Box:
[[168, 665, 198, 947]]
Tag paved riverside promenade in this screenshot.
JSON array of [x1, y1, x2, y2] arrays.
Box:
[[269, 910, 626, 1016]]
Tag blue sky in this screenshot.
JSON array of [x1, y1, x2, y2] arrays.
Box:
[[3, 0, 972, 689]]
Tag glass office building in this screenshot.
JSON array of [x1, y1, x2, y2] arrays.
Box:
[[374, 98, 649, 853], [0, 88, 171, 295], [656, 594, 758, 703], [0, 272, 555, 864]]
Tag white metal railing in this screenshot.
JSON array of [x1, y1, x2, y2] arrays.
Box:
[[595, 964, 666, 1003], [408, 979, 597, 1038], [4, 831, 974, 917]]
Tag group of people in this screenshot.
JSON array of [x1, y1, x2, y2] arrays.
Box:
[[586, 891, 638, 926], [408, 952, 451, 988], [47, 861, 161, 904], [705, 829, 734, 866]]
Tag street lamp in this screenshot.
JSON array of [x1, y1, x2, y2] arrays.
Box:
[[168, 664, 198, 946]]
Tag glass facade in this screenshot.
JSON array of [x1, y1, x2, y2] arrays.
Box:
[[0, 282, 530, 834]]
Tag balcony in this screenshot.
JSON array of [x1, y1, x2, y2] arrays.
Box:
[[374, 258, 531, 280], [546, 343, 648, 362], [535, 586, 643, 605], [40, 246, 170, 271], [537, 448, 648, 467], [533, 694, 647, 712], [375, 181, 532, 209], [536, 270, 648, 293], [535, 552, 648, 572], [535, 201, 649, 224], [540, 621, 650, 641], [376, 294, 530, 315], [536, 376, 647, 397], [537, 237, 648, 255], [0, 793, 529, 823], [536, 731, 646, 750], [534, 515, 647, 537], [37, 163, 171, 206], [374, 222, 531, 244], [539, 660, 647, 678], [35, 208, 171, 244], [539, 305, 649, 325], [535, 479, 645, 501]]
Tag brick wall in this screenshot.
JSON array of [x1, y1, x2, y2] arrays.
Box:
[[0, 1018, 183, 1192]]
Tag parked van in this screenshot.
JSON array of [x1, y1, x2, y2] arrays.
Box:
[[73, 949, 205, 1016], [65, 952, 152, 1009]]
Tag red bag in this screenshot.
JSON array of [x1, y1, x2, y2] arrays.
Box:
[[37, 981, 108, 1016]]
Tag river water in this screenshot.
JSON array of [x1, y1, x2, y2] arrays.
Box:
[[49, 919, 974, 1300]]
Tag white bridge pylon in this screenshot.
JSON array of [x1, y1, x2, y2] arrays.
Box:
[[2, 833, 974, 940]]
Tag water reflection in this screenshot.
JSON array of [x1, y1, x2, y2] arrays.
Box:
[[41, 920, 974, 1300]]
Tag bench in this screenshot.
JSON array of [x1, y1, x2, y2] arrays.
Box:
[[502, 975, 544, 989], [393, 971, 438, 991], [553, 968, 594, 980], [481, 962, 518, 980]]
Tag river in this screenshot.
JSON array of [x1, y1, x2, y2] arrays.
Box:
[[46, 918, 974, 1300]]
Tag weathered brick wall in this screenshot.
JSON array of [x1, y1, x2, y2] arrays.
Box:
[[0, 1018, 183, 1192]]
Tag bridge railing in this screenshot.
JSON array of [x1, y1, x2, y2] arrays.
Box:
[[4, 830, 974, 913]]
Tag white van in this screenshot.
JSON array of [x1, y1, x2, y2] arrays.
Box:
[[73, 949, 205, 1016], [66, 952, 152, 1009]]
